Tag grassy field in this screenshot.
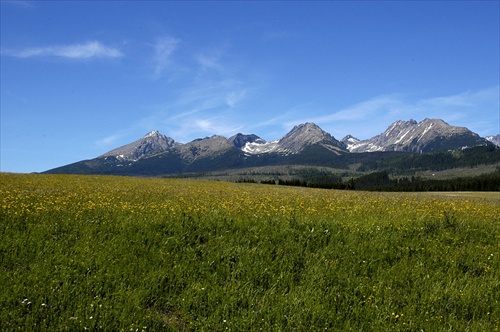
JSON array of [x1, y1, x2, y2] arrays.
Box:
[[414, 164, 500, 181], [426, 191, 500, 200], [1, 173, 499, 331]]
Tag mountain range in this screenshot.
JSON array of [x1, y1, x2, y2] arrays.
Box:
[[341, 118, 491, 153], [44, 118, 498, 176]]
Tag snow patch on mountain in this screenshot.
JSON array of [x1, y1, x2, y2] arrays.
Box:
[[241, 123, 346, 155], [100, 130, 177, 161], [242, 140, 280, 155], [97, 120, 493, 165], [486, 134, 500, 146], [345, 118, 490, 153]]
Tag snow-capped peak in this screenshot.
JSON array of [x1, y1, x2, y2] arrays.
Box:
[[241, 122, 346, 155], [346, 118, 489, 153], [486, 134, 500, 146], [144, 130, 161, 138], [100, 130, 176, 161]]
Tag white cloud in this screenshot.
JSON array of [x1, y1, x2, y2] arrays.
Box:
[[5, 41, 123, 59], [133, 79, 248, 142], [152, 36, 180, 78], [266, 86, 499, 140], [417, 87, 499, 111], [94, 134, 122, 147], [283, 95, 403, 128], [328, 95, 403, 121], [415, 86, 500, 135], [225, 90, 247, 107], [158, 116, 243, 143], [195, 52, 223, 72], [194, 118, 243, 135], [165, 79, 246, 120]]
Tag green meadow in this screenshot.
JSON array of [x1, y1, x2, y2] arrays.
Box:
[[1, 173, 499, 331]]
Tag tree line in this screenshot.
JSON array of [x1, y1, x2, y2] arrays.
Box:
[[237, 168, 500, 192], [352, 169, 500, 192]]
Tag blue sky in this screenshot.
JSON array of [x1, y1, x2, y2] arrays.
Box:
[[1, 1, 499, 173]]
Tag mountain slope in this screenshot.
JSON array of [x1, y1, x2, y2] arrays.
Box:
[[229, 133, 266, 149], [278, 122, 346, 154], [100, 130, 177, 161], [345, 118, 490, 153], [177, 135, 237, 163], [486, 134, 500, 147], [340, 135, 361, 148], [242, 123, 347, 155]]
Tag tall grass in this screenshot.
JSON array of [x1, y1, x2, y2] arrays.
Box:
[[1, 173, 499, 330]]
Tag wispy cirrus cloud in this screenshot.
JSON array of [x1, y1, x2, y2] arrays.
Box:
[[179, 79, 246, 108], [3, 41, 123, 59], [282, 95, 403, 129], [94, 134, 123, 147], [138, 79, 248, 142], [416, 87, 499, 111], [152, 36, 180, 78], [194, 118, 244, 136], [225, 90, 247, 108], [115, 37, 255, 142], [195, 52, 224, 72], [275, 86, 499, 139], [413, 86, 500, 135]]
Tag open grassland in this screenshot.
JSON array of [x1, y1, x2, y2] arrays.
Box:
[[415, 164, 500, 180], [426, 191, 500, 200], [1, 173, 499, 331]]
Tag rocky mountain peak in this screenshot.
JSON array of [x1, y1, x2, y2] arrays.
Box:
[[177, 135, 234, 162], [340, 135, 361, 145], [239, 122, 346, 155], [345, 118, 490, 153], [143, 130, 162, 138], [278, 122, 341, 153], [100, 130, 177, 161], [486, 134, 500, 146], [286, 122, 324, 136], [229, 133, 266, 149]]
